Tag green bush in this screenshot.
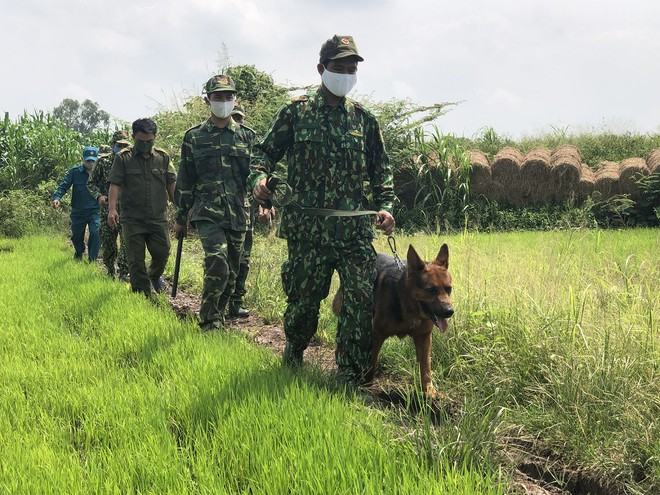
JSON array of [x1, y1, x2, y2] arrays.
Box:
[[0, 188, 67, 238]]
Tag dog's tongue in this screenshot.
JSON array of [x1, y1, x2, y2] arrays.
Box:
[[432, 317, 449, 333]]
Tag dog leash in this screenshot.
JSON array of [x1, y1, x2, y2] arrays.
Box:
[[387, 235, 405, 272]]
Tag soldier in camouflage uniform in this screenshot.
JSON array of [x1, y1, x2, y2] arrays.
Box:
[[87, 130, 131, 279], [174, 76, 257, 331], [227, 104, 274, 319], [250, 35, 395, 384], [108, 119, 176, 296]]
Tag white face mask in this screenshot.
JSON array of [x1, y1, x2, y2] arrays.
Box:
[[210, 100, 235, 119], [321, 68, 357, 97]]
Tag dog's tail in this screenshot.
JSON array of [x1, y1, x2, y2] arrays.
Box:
[[331, 288, 343, 316]]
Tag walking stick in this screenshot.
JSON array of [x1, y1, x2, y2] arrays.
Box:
[[171, 232, 184, 298]]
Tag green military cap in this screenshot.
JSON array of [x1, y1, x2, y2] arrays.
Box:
[[203, 74, 237, 94], [319, 35, 364, 64], [110, 130, 129, 145], [231, 103, 245, 117]]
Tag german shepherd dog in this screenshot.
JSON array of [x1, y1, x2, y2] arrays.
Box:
[[334, 243, 453, 397]]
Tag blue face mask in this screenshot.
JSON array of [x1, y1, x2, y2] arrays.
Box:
[[112, 144, 121, 154]]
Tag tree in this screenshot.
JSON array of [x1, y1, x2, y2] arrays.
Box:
[[52, 98, 110, 135]]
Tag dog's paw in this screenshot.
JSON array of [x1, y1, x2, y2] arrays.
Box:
[[423, 385, 439, 400]]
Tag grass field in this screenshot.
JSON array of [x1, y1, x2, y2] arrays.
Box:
[[170, 228, 660, 494], [0, 236, 504, 494]]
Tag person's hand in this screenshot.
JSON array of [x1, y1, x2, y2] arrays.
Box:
[[98, 195, 108, 207], [375, 211, 395, 235], [257, 205, 275, 223], [253, 178, 273, 202], [51, 199, 60, 209], [108, 208, 119, 230], [174, 222, 187, 239]]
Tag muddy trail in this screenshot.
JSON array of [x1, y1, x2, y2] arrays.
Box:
[[168, 284, 625, 495]]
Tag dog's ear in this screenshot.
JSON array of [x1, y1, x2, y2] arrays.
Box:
[[407, 245, 425, 271], [434, 243, 449, 268]]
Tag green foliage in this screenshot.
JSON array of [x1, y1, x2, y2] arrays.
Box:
[[0, 236, 504, 494], [52, 98, 111, 136], [464, 200, 598, 232], [226, 65, 290, 136], [393, 128, 471, 231], [0, 188, 66, 237], [635, 172, 660, 224], [0, 113, 83, 190]]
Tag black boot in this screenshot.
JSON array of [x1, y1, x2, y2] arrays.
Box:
[[227, 301, 250, 319]]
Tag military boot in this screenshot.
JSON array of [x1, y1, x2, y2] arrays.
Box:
[[282, 342, 304, 368], [226, 300, 250, 319]]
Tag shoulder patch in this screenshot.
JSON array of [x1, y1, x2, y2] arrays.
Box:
[[154, 146, 169, 156], [291, 95, 308, 103]]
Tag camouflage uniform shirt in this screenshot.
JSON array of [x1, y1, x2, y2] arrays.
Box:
[[87, 152, 114, 201], [249, 88, 394, 243], [176, 117, 256, 232]]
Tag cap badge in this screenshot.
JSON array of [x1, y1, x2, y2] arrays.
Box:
[[340, 37, 350, 45]]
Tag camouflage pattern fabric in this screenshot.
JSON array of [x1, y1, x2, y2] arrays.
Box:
[[230, 204, 256, 305], [249, 88, 394, 242], [175, 117, 256, 325], [99, 206, 129, 278], [196, 220, 245, 326], [88, 152, 128, 277], [175, 118, 256, 230], [282, 240, 376, 382], [248, 87, 394, 382]]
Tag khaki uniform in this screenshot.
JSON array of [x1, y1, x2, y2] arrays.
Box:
[[108, 146, 176, 295]]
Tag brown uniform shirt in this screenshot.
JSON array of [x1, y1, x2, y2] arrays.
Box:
[[108, 146, 176, 224]]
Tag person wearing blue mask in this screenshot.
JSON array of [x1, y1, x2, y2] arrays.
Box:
[[52, 146, 101, 261]]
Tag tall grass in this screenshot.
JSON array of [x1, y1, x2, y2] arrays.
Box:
[[172, 228, 659, 493], [0, 236, 504, 494]]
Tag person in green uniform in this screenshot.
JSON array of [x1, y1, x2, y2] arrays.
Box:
[[107, 118, 176, 296], [227, 104, 275, 319], [250, 35, 396, 384], [174, 76, 258, 330], [87, 130, 131, 279]]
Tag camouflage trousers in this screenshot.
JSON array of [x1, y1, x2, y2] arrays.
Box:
[[230, 226, 253, 305], [196, 221, 245, 326], [100, 206, 129, 278], [282, 240, 376, 383]]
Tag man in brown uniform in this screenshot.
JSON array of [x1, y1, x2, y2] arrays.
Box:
[[108, 118, 176, 296]]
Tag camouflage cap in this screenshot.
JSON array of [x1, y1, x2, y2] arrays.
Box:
[[204, 74, 237, 94], [319, 35, 364, 64], [110, 130, 129, 145]]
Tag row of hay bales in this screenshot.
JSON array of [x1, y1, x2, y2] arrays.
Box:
[[469, 146, 660, 206]]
